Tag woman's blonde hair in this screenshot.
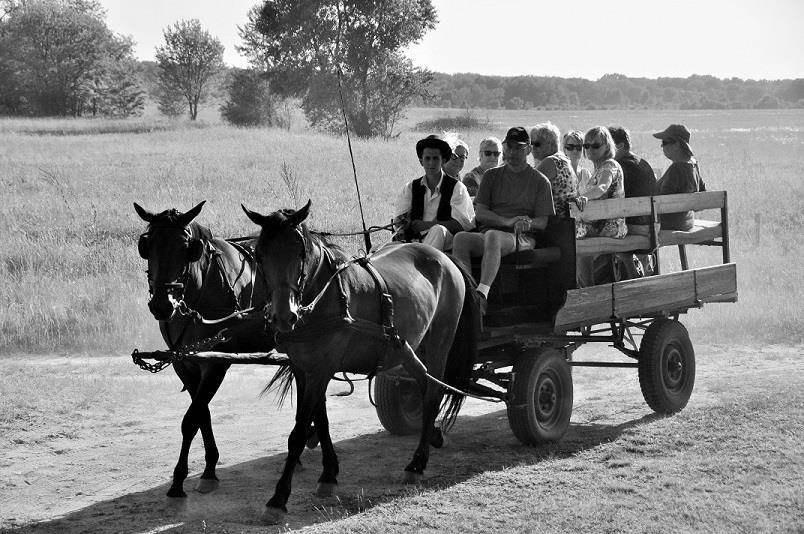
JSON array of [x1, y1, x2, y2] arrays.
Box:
[[529, 122, 561, 155]]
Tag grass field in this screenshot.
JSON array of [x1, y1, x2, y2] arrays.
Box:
[[1, 108, 803, 353]]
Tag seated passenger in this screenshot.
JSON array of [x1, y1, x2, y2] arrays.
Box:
[[653, 124, 707, 231], [452, 127, 555, 313], [563, 130, 592, 193], [530, 122, 578, 217], [442, 133, 469, 181], [393, 134, 475, 251], [462, 137, 502, 198]]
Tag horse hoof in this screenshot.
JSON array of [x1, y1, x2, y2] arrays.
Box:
[[166, 488, 187, 499], [261, 506, 286, 525], [430, 428, 448, 449], [316, 482, 337, 497], [402, 471, 422, 485], [196, 478, 219, 494]]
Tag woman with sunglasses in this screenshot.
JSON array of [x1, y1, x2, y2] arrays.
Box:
[[529, 122, 578, 217], [442, 133, 469, 180], [462, 137, 502, 198], [653, 124, 707, 230], [575, 126, 627, 239], [562, 130, 591, 192]]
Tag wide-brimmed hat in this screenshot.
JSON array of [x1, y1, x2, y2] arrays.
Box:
[[416, 134, 452, 160], [502, 126, 530, 146], [653, 124, 693, 154]]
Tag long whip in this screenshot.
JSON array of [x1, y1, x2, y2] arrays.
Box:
[[335, 65, 372, 254]]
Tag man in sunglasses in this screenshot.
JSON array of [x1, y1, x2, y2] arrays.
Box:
[[453, 127, 555, 313], [393, 134, 475, 251], [462, 137, 502, 198]]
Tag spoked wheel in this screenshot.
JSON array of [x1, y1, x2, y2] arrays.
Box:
[[374, 374, 421, 435], [507, 348, 573, 445], [638, 318, 695, 414]]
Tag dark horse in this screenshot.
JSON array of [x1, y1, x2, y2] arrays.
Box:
[[134, 201, 311, 498], [243, 200, 480, 523]]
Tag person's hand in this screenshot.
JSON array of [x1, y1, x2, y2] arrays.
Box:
[[574, 196, 588, 211], [409, 219, 429, 234], [513, 217, 532, 234]]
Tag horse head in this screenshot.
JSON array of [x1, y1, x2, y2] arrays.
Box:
[[134, 201, 207, 321], [242, 200, 312, 333]]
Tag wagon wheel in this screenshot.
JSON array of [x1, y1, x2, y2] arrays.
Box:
[[507, 348, 573, 445], [638, 318, 695, 414], [374, 374, 421, 435]]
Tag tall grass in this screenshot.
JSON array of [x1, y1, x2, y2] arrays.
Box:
[[1, 109, 802, 354]]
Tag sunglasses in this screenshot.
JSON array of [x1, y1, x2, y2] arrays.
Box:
[[482, 150, 500, 157], [583, 143, 603, 150], [661, 139, 677, 147], [564, 144, 582, 151], [450, 153, 468, 161]]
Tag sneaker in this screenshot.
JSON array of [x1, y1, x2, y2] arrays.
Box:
[[476, 291, 487, 316]]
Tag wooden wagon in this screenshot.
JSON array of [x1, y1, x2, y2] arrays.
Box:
[[374, 190, 737, 444]]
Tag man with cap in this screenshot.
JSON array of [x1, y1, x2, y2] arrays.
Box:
[[452, 127, 555, 313], [653, 124, 707, 231], [393, 134, 475, 251]]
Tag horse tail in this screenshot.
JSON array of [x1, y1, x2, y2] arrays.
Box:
[[260, 363, 296, 406], [438, 254, 480, 431]]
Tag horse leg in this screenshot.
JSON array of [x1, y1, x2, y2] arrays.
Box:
[[262, 378, 329, 524], [167, 364, 227, 498], [403, 379, 442, 484], [312, 399, 339, 497]]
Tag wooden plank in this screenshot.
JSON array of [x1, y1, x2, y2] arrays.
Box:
[[658, 221, 722, 246], [695, 263, 737, 298], [569, 196, 652, 222], [613, 270, 697, 317], [576, 235, 652, 256], [134, 350, 289, 365], [553, 284, 613, 332], [653, 191, 726, 214]]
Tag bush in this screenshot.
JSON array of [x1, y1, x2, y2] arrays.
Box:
[[220, 68, 283, 127], [413, 109, 494, 131]]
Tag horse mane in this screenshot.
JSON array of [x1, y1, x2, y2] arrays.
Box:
[[258, 208, 348, 263], [146, 208, 214, 242]]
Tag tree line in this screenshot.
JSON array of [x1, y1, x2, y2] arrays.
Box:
[[1, 0, 801, 134]]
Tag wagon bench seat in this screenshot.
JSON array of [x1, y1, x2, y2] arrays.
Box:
[[658, 219, 721, 246], [575, 234, 651, 256]]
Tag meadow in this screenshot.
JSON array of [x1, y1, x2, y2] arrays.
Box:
[[1, 107, 803, 354]]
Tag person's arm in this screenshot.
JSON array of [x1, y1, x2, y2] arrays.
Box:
[[475, 203, 523, 230], [579, 164, 614, 200], [439, 182, 475, 233], [535, 157, 557, 183]]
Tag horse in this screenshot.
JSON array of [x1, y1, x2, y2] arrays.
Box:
[[134, 201, 325, 499], [242, 200, 480, 524]]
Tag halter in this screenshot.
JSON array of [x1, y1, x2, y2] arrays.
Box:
[[141, 226, 194, 298]]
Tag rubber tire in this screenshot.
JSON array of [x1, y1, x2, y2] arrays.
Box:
[[374, 375, 421, 436], [507, 348, 573, 445], [638, 318, 695, 414]]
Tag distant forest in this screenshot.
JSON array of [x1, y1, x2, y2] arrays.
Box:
[[415, 72, 804, 110]]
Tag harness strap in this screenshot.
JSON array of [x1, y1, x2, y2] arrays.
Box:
[[355, 256, 402, 348]]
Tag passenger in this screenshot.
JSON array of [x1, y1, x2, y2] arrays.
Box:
[[609, 125, 658, 278], [452, 127, 555, 313], [576, 126, 627, 239], [530, 122, 578, 217], [575, 126, 627, 287], [653, 124, 706, 230], [563, 130, 591, 192], [393, 134, 475, 251], [462, 137, 502, 198], [442, 133, 469, 180]]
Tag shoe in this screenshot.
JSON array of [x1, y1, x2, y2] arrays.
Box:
[[476, 291, 487, 316]]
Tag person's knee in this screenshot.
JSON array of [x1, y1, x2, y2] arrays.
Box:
[[483, 230, 511, 252], [423, 225, 450, 250]]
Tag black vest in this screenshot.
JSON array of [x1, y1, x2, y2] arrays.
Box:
[[410, 174, 457, 222]]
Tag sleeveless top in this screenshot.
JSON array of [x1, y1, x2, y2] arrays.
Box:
[[410, 175, 458, 222], [543, 154, 578, 218]]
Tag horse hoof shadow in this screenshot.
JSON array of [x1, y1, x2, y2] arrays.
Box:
[[261, 506, 287, 525], [316, 482, 337, 497], [402, 471, 422, 485], [196, 478, 219, 494]]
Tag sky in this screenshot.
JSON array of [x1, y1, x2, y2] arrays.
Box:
[[99, 0, 804, 81]]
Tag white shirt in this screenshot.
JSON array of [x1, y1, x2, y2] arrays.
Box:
[[394, 173, 475, 233]]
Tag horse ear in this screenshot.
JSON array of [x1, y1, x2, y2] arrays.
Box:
[[177, 201, 206, 227], [288, 199, 312, 227], [242, 204, 268, 227], [134, 202, 154, 222], [137, 234, 150, 259], [186, 239, 204, 262]]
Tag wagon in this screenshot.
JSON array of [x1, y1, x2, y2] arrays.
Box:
[[374, 190, 737, 444]]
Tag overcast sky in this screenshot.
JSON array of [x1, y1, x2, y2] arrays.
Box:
[[99, 0, 804, 80]]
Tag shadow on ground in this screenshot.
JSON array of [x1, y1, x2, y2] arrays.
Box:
[[7, 408, 659, 533]]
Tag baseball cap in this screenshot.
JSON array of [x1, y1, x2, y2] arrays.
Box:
[[502, 127, 530, 146]]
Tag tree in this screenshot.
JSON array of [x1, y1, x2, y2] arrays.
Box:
[[155, 19, 224, 120], [0, 0, 144, 116], [238, 0, 436, 138], [220, 68, 282, 127]]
